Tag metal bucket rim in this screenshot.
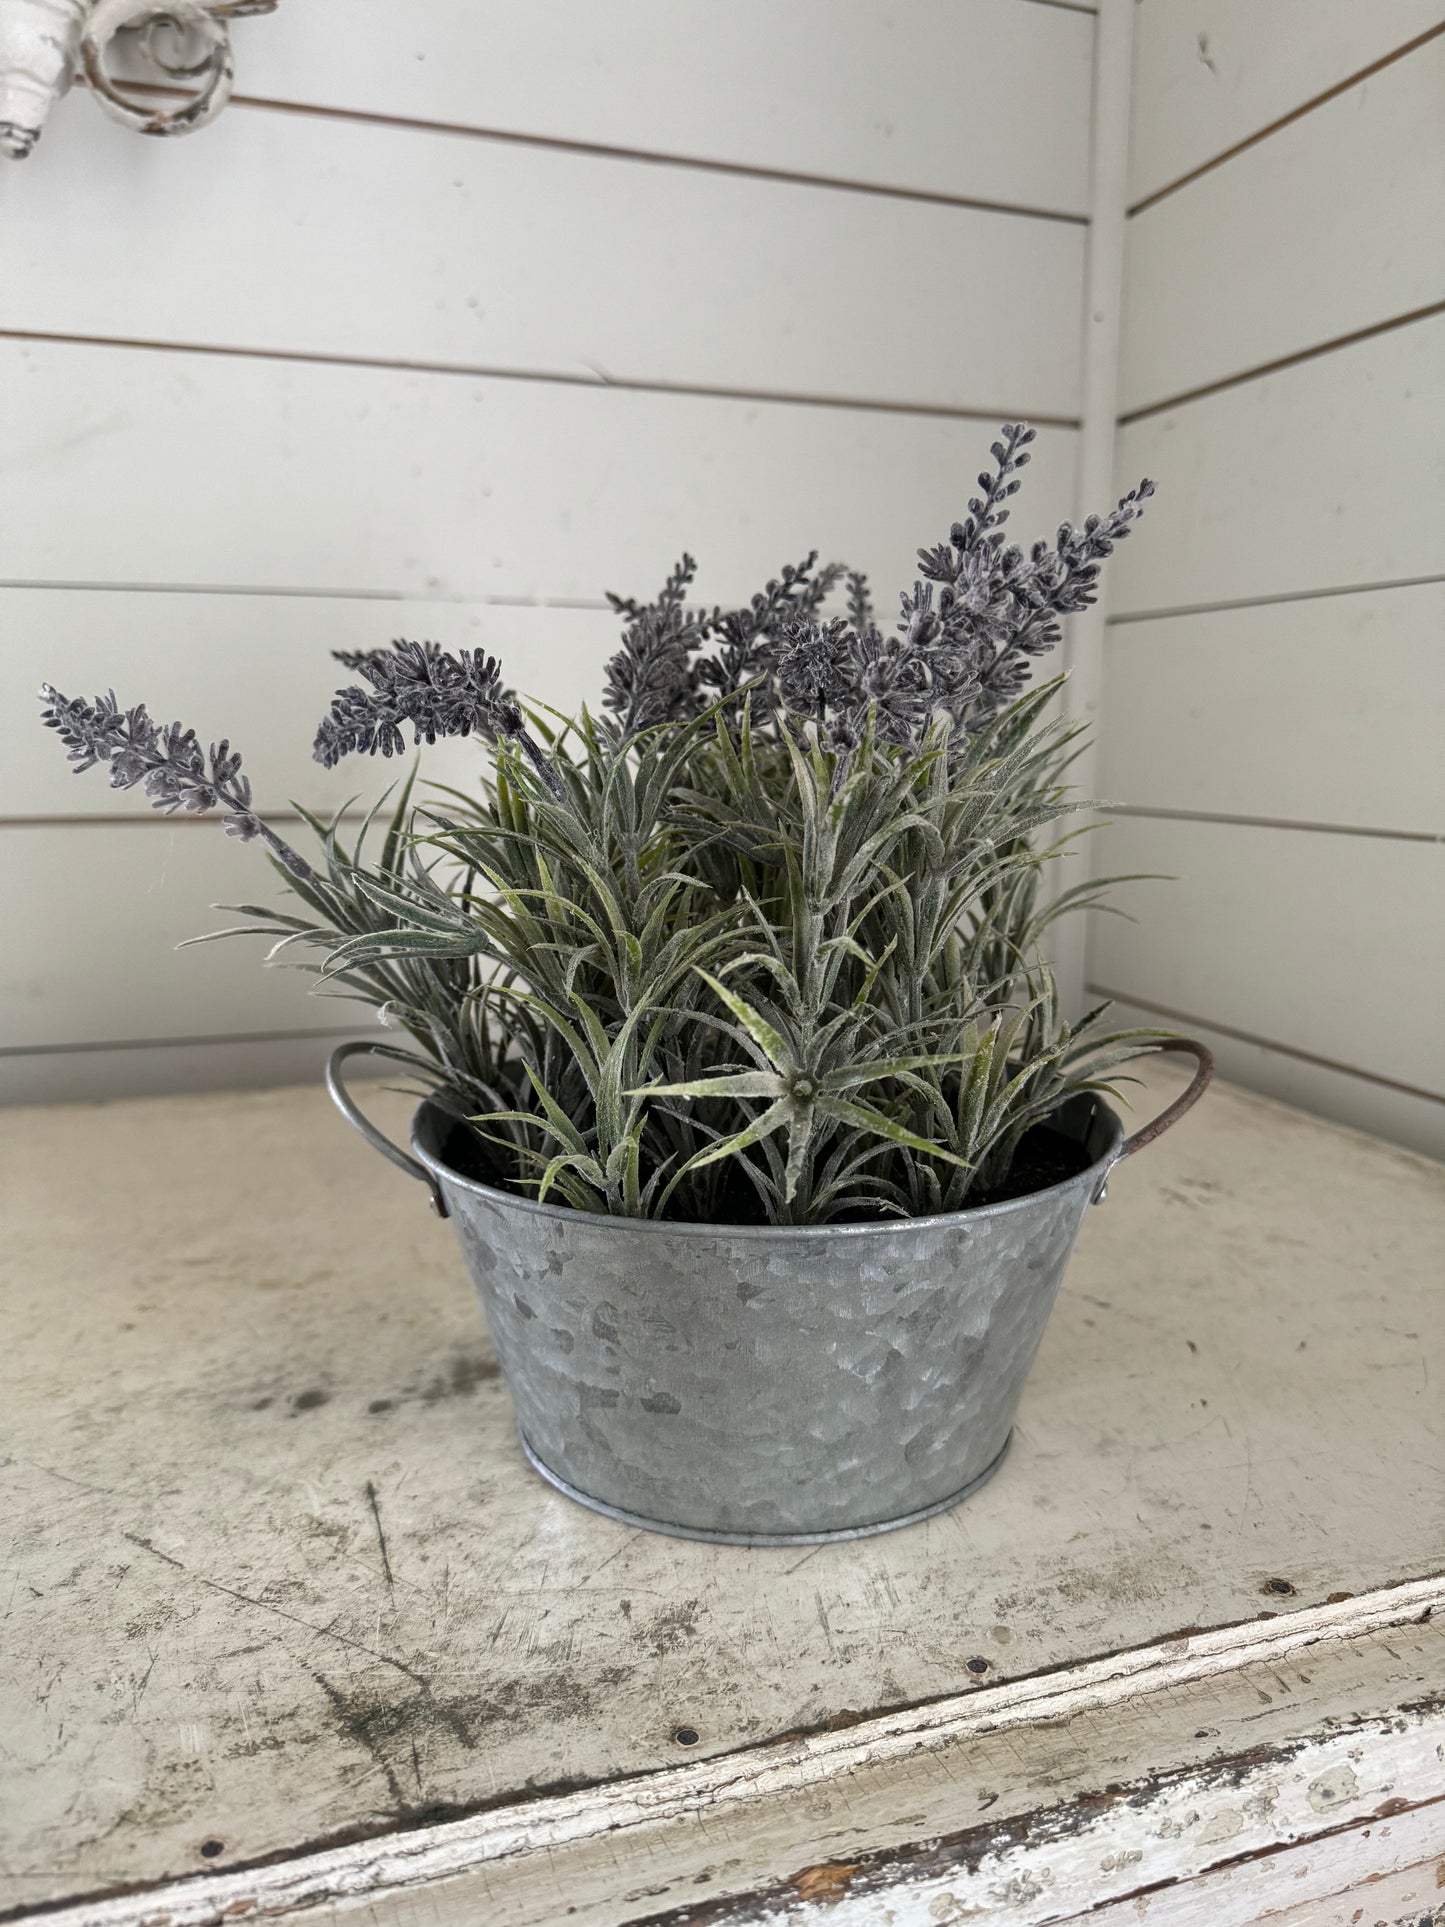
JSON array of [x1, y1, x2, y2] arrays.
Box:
[[409, 1091, 1124, 1241]]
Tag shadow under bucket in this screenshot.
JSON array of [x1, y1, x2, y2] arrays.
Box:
[[329, 1040, 1211, 1544]]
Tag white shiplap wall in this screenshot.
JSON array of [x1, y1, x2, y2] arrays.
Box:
[[0, 0, 1099, 1101], [1094, 4, 1445, 1159]]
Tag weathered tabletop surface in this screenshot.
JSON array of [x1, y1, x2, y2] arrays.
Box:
[[1, 1061, 1442, 1927]]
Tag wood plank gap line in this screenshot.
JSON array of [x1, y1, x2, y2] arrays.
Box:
[[1105, 804, 1444, 846], [1127, 18, 1445, 215], [0, 579, 612, 607], [0, 812, 369, 831], [70, 75, 1090, 225], [42, 1575, 1445, 1927], [0, 1026, 365, 1060], [0, 330, 1082, 429], [1105, 571, 1445, 625], [1117, 298, 1445, 425], [1086, 984, 1445, 1107]]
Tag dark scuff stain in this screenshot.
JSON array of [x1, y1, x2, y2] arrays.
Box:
[[640, 1392, 682, 1416], [306, 1666, 408, 1812], [419, 1351, 502, 1403], [364, 1348, 502, 1415], [645, 1597, 702, 1657], [291, 1389, 329, 1413], [302, 1660, 624, 1800]]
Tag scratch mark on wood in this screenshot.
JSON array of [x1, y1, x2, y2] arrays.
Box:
[[123, 1532, 184, 1570], [365, 1480, 395, 1599], [121, 1532, 432, 1691], [583, 1529, 643, 1585], [782, 1544, 827, 1577], [9, 1455, 125, 1499]]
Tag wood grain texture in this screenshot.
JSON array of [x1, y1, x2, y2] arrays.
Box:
[[1127, 0, 1445, 207], [1120, 32, 1445, 413], [221, 0, 1094, 216], [1086, 816, 1445, 1096], [6, 589, 616, 819], [1096, 584, 1445, 837], [1088, 990, 1445, 1164], [0, 340, 1078, 603], [4, 100, 1085, 419], [1108, 314, 1445, 617], [2, 1062, 1441, 1912]]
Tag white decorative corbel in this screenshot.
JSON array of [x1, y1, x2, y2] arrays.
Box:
[[0, 0, 274, 158]]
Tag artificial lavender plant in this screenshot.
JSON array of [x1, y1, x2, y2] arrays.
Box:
[[40, 425, 1166, 1225]]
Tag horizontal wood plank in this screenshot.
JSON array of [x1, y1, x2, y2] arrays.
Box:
[[1086, 816, 1445, 1096], [1108, 314, 1445, 616], [1127, 0, 1445, 207], [0, 824, 362, 1051], [0, 1031, 377, 1108], [0, 340, 1079, 604], [5, 591, 616, 819], [2, 1062, 1440, 1911], [7, 100, 1085, 419], [1096, 583, 1445, 837], [1084, 989, 1445, 1162], [1120, 33, 1445, 414], [218, 0, 1094, 216]]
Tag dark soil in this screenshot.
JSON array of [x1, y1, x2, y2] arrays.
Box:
[[438, 1116, 1093, 1224], [968, 1123, 1092, 1207]]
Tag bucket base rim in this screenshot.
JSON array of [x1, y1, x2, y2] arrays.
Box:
[[517, 1428, 1013, 1546]]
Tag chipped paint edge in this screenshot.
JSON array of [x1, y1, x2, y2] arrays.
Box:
[[682, 1698, 1445, 1925], [27, 1571, 1445, 1927]]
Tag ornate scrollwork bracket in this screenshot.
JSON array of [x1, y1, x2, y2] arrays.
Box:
[[0, 0, 275, 158]]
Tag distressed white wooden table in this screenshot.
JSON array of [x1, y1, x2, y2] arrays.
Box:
[[1, 1061, 1442, 1926]]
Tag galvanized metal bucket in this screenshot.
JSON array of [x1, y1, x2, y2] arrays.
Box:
[[327, 1040, 1212, 1544]]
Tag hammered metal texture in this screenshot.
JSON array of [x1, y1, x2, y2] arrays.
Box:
[[412, 1096, 1122, 1538]]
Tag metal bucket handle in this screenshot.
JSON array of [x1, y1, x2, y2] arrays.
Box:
[[325, 1040, 449, 1218], [1090, 1036, 1214, 1203], [327, 1034, 1213, 1222], [1116, 1037, 1215, 1160]]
